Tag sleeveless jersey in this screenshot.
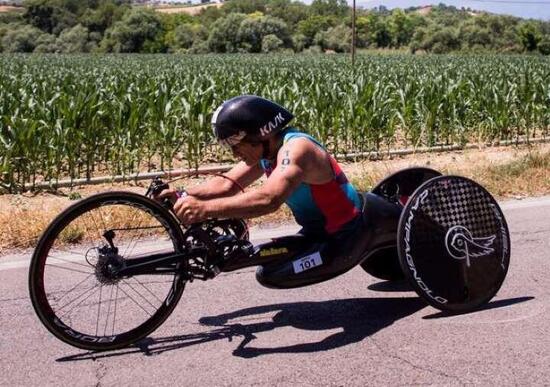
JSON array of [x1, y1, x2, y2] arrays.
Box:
[[260, 129, 361, 235]]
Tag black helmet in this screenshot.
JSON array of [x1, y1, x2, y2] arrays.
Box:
[[212, 95, 294, 147]]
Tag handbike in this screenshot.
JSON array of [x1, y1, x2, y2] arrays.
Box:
[[28, 167, 510, 351]]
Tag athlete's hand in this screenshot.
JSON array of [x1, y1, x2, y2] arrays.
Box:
[[173, 195, 208, 225], [152, 187, 179, 206]]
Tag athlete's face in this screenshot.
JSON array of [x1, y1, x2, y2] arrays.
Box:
[[230, 141, 263, 165]]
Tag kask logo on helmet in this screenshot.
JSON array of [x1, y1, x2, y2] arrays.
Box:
[[259, 112, 285, 137]]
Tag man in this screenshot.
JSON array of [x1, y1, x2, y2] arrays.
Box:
[[157, 95, 364, 287]]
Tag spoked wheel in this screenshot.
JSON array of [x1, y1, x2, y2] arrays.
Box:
[[29, 191, 187, 351]]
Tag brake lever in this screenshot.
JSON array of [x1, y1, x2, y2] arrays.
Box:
[[146, 177, 174, 210]]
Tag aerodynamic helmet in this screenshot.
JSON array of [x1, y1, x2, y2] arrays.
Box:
[[211, 95, 294, 147]]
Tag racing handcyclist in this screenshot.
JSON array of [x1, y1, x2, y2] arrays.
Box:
[[155, 95, 364, 287]]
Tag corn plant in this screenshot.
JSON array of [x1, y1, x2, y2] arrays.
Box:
[[0, 53, 548, 192]]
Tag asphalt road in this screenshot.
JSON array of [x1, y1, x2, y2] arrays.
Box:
[[1, 196, 549, 386]]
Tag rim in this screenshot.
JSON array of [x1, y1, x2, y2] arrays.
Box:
[[30, 193, 185, 348]]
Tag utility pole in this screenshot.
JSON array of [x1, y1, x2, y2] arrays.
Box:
[[351, 0, 356, 67]]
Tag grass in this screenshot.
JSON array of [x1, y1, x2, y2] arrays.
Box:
[[481, 151, 550, 197], [0, 144, 548, 255]]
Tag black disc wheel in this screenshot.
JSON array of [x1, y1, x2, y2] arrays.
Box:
[[397, 176, 511, 313], [29, 191, 187, 351]]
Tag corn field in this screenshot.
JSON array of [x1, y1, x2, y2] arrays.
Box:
[[0, 54, 549, 192]]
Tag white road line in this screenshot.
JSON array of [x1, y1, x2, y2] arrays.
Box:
[[499, 196, 550, 210]]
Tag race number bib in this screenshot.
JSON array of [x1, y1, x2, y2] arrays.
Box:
[[292, 252, 323, 274]]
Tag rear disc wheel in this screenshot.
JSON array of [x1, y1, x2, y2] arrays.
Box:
[[397, 176, 511, 313]]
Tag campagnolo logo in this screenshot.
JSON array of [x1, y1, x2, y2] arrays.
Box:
[[445, 225, 496, 267], [404, 190, 448, 305], [54, 317, 117, 343], [259, 112, 285, 137]]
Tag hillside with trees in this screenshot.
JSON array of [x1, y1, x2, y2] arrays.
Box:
[[0, 0, 549, 54]]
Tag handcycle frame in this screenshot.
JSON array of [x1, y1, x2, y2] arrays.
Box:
[[110, 167, 442, 288]]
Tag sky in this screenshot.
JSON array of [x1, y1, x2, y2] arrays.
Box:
[[304, 0, 550, 20]]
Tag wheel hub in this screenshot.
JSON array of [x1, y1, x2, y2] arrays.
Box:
[[86, 246, 124, 285]]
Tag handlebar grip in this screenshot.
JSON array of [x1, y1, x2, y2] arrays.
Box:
[[162, 197, 174, 210]]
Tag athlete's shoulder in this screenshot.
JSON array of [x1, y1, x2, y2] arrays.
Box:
[[279, 134, 317, 159]]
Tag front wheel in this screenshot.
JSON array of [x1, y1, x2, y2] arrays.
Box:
[[29, 191, 187, 351]]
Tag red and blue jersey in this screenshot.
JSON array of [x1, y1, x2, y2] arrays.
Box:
[[260, 129, 361, 235]]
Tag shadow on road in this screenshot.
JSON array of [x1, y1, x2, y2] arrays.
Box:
[[367, 280, 413, 292], [57, 296, 425, 362], [422, 296, 535, 319]]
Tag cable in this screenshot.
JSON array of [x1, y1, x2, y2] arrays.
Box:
[[212, 173, 246, 193], [165, 172, 245, 193]]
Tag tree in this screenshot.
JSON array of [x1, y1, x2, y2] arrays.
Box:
[[0, 9, 24, 25], [222, 0, 267, 15], [309, 0, 348, 18], [171, 23, 194, 50], [1, 24, 43, 52], [297, 15, 335, 45], [195, 4, 224, 27], [459, 19, 493, 49], [79, 1, 129, 35], [207, 12, 246, 53], [359, 13, 392, 48], [265, 0, 309, 28], [388, 9, 414, 47], [57, 23, 92, 52], [517, 21, 542, 51], [23, 0, 76, 35], [100, 8, 164, 53], [237, 15, 289, 52], [374, 21, 392, 48]]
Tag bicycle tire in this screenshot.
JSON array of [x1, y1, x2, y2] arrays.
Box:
[[29, 191, 187, 351]]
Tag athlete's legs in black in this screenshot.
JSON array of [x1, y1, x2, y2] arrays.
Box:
[[256, 216, 365, 289]]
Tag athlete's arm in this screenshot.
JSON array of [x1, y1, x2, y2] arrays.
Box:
[[185, 161, 264, 199], [155, 161, 263, 204], [199, 140, 311, 219]]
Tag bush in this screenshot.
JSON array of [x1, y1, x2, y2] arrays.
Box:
[[261, 34, 283, 52], [187, 40, 209, 54], [172, 23, 194, 50], [292, 33, 308, 52], [538, 38, 550, 55], [304, 44, 322, 53], [33, 32, 57, 53], [57, 24, 92, 53], [315, 24, 351, 52]]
